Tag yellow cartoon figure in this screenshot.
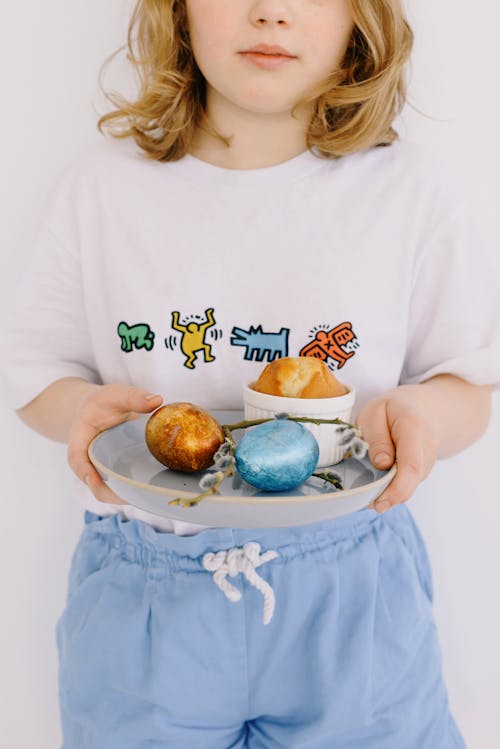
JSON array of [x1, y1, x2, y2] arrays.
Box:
[[171, 308, 216, 369]]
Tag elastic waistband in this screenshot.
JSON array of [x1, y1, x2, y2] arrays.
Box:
[[83, 506, 401, 569]]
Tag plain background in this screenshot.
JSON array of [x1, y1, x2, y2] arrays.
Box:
[[1, 1, 499, 747]]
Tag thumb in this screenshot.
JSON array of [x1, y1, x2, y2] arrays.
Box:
[[109, 385, 163, 414], [357, 399, 395, 470], [133, 390, 164, 413]]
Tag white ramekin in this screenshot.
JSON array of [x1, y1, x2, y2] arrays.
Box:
[[243, 384, 356, 468]]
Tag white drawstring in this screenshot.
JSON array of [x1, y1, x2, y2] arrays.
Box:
[[202, 542, 279, 625]]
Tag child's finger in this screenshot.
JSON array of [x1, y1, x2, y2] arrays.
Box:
[[373, 427, 425, 511], [77, 386, 163, 435], [67, 422, 113, 493], [67, 427, 127, 505], [358, 400, 395, 469], [67, 422, 99, 481], [84, 471, 127, 506], [99, 384, 163, 415]]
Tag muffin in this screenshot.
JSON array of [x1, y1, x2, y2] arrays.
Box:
[[251, 356, 348, 399]]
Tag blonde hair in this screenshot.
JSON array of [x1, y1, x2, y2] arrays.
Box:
[[97, 0, 413, 160]]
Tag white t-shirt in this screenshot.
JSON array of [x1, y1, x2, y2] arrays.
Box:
[[1, 137, 499, 533]]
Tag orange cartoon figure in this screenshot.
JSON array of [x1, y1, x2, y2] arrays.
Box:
[[300, 322, 357, 369], [171, 308, 216, 369]]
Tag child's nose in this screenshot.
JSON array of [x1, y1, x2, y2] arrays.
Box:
[[249, 0, 292, 27]]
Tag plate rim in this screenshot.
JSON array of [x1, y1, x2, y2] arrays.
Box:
[[88, 423, 397, 506]]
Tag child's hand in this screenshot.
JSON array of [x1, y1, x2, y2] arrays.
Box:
[[67, 384, 163, 505], [356, 387, 438, 514]]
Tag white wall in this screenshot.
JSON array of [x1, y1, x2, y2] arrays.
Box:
[[1, 1, 498, 747]]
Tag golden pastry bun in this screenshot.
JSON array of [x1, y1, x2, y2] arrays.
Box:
[[251, 357, 348, 399]]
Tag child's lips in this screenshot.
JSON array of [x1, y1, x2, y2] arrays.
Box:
[[238, 43, 297, 70], [238, 50, 297, 70]]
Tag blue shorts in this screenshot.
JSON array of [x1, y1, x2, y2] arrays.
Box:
[[56, 505, 466, 749]]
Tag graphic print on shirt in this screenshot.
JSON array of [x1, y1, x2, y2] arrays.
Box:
[[230, 325, 290, 362], [117, 321, 155, 352], [165, 307, 219, 369], [299, 322, 359, 371]]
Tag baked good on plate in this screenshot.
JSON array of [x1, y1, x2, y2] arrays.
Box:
[[251, 356, 348, 399]]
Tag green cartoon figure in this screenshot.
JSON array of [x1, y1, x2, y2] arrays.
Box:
[[117, 321, 155, 352], [171, 308, 216, 369]]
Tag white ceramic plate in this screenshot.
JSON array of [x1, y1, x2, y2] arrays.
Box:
[[89, 411, 396, 528]]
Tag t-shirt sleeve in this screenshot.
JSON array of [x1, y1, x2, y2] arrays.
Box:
[[400, 190, 500, 389], [0, 219, 102, 411]]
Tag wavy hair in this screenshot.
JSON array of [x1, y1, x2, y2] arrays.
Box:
[[97, 0, 413, 160]]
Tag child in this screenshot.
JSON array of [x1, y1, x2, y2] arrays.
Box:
[[1, 0, 498, 746]]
